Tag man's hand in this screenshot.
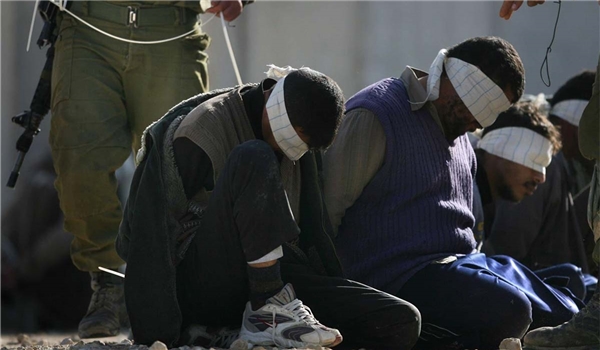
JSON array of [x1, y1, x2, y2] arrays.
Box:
[[206, 0, 243, 22], [499, 0, 545, 20]]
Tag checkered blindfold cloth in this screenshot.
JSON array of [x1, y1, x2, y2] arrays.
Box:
[[551, 99, 589, 127], [477, 127, 553, 175], [265, 65, 309, 162], [427, 49, 512, 128]]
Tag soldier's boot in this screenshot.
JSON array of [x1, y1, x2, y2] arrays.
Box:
[[78, 271, 128, 338], [523, 288, 600, 350]]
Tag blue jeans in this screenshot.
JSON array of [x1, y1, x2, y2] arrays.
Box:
[[396, 254, 581, 350]]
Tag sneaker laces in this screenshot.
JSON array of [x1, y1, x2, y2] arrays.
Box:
[[267, 299, 324, 348], [268, 310, 280, 348], [282, 299, 319, 325]]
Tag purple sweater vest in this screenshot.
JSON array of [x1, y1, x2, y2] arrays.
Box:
[[335, 78, 477, 293]]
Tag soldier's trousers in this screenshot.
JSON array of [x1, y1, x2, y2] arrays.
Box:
[[50, 1, 209, 271]]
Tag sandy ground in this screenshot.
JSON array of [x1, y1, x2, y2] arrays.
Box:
[[0, 332, 337, 350], [1, 333, 131, 350], [0, 332, 527, 350]]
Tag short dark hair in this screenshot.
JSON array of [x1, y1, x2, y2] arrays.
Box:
[[447, 36, 525, 103], [550, 70, 595, 106], [482, 101, 562, 154], [284, 68, 345, 150]]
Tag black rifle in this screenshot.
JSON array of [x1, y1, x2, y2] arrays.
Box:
[[7, 1, 60, 188]]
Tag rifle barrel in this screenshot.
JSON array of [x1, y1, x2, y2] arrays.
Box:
[[6, 152, 26, 188]]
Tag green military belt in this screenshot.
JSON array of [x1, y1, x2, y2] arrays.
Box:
[[68, 1, 198, 27]]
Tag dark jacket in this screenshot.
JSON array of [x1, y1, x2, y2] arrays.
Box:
[[116, 87, 343, 346]]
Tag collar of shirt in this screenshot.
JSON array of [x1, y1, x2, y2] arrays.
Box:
[[399, 66, 445, 134]]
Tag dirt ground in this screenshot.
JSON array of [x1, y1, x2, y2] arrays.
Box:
[[0, 333, 526, 350], [0, 332, 336, 350]]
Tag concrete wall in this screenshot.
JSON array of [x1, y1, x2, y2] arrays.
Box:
[[2, 1, 599, 209]]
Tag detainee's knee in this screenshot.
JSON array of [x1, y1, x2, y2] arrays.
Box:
[[232, 139, 273, 155], [387, 302, 421, 349], [495, 289, 532, 339], [382, 301, 421, 349], [229, 140, 278, 168], [351, 301, 421, 350]]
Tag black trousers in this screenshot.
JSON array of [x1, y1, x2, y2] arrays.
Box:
[[176, 140, 420, 350]]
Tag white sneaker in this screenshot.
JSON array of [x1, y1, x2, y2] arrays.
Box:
[[239, 284, 343, 348]]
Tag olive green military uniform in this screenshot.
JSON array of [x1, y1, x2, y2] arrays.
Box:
[[50, 1, 210, 272]]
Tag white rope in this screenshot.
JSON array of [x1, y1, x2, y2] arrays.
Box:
[[65, 11, 216, 45], [27, 1, 244, 85], [59, 8, 215, 45], [220, 15, 243, 85], [26, 0, 41, 52], [55, 0, 66, 12], [27, 0, 217, 49], [98, 266, 125, 278]]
